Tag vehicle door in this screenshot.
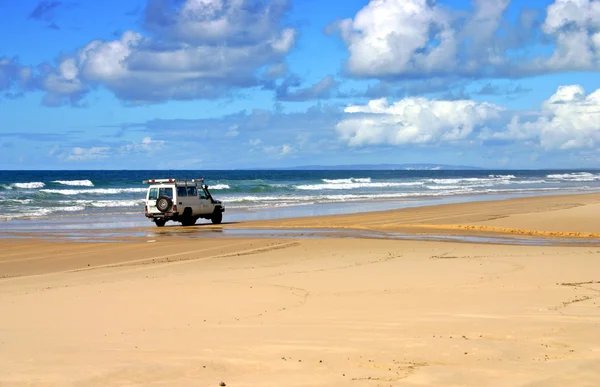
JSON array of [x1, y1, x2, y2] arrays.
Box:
[[147, 187, 159, 213], [193, 186, 212, 214], [180, 186, 202, 215], [148, 186, 173, 213]]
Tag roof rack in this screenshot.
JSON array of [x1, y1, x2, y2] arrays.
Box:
[[142, 178, 205, 184]]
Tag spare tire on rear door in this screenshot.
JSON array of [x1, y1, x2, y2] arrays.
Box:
[[156, 196, 173, 212]]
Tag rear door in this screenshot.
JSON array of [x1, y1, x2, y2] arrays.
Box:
[[148, 186, 174, 213], [147, 187, 159, 214]]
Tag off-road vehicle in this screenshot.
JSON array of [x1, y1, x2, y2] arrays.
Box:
[[143, 178, 225, 227]]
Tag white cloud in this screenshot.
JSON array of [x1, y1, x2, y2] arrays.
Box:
[[61, 137, 164, 162], [337, 0, 456, 77], [121, 137, 165, 152], [334, 0, 600, 78], [488, 85, 600, 150], [336, 97, 504, 146], [225, 125, 239, 137], [539, 0, 600, 71], [340, 85, 600, 150], [264, 143, 293, 157], [65, 147, 110, 161], [37, 0, 295, 105], [280, 144, 293, 155]]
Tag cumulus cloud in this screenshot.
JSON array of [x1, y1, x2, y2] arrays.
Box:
[[333, 0, 600, 79], [332, 0, 449, 77], [35, 0, 296, 105], [485, 85, 600, 150], [537, 0, 600, 71], [340, 84, 600, 151], [336, 97, 504, 146]]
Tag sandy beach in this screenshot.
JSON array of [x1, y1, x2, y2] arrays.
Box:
[[1, 193, 600, 386]]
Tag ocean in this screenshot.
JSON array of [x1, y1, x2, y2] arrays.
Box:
[[1, 169, 600, 232]]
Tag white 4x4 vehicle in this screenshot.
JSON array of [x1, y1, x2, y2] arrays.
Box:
[[143, 178, 225, 227]]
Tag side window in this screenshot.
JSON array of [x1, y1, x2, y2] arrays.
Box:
[[158, 187, 173, 198], [177, 187, 187, 197], [148, 188, 158, 200], [187, 187, 197, 197]]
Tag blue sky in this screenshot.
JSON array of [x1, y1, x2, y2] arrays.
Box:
[[1, 0, 600, 170]]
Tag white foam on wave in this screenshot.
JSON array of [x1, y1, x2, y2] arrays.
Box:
[[296, 181, 424, 190], [425, 185, 471, 190], [41, 188, 146, 195], [427, 176, 514, 185], [1, 198, 33, 204], [63, 199, 145, 208], [57, 205, 86, 212], [222, 185, 587, 208], [547, 172, 600, 182], [511, 179, 548, 184], [222, 190, 470, 204], [488, 174, 516, 179], [10, 182, 46, 189], [209, 184, 231, 190], [52, 179, 94, 187], [322, 178, 372, 184], [2, 205, 86, 220]]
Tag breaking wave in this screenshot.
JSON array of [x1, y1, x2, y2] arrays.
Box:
[[547, 172, 600, 182], [52, 179, 94, 187], [3, 182, 46, 189], [40, 188, 146, 195], [296, 181, 424, 190], [209, 184, 231, 190]]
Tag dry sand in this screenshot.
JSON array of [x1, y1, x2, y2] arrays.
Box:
[[1, 193, 600, 386]]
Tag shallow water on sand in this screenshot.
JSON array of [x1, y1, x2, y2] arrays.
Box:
[[0, 190, 587, 234], [4, 222, 600, 247]]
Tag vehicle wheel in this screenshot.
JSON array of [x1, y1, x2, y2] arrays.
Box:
[[155, 219, 166, 227], [181, 217, 196, 226], [211, 211, 222, 224], [156, 196, 172, 212]]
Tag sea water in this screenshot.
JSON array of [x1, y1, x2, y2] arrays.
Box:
[[1, 169, 599, 231]]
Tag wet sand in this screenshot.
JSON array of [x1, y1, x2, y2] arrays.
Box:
[[1, 193, 600, 386]]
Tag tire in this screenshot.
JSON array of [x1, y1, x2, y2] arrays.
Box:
[[180, 208, 195, 226], [155, 219, 166, 227], [211, 211, 222, 224], [181, 217, 197, 226], [156, 196, 172, 212]]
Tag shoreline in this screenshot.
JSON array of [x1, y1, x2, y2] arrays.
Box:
[[229, 191, 600, 238], [2, 191, 600, 243]]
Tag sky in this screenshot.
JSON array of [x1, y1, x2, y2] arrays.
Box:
[[1, 0, 600, 170]]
